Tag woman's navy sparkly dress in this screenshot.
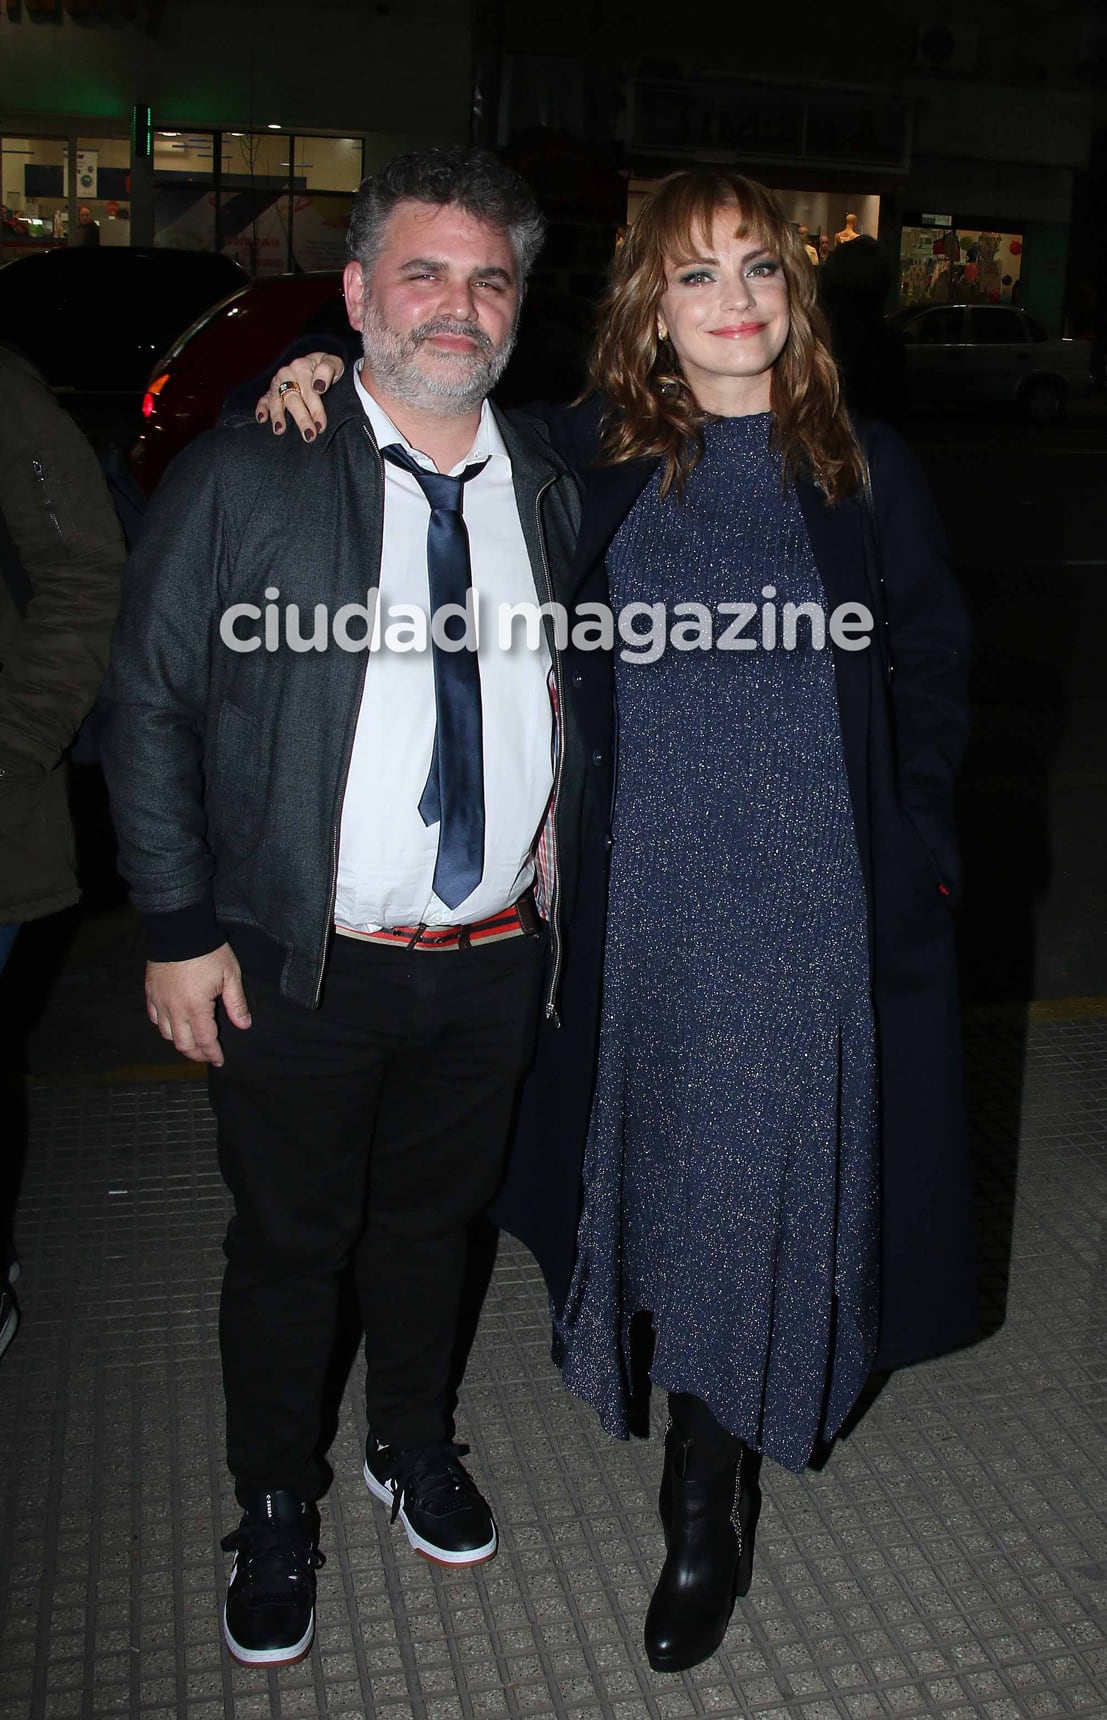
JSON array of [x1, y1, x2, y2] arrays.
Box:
[[557, 414, 880, 1473]]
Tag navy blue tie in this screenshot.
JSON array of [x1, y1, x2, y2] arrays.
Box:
[[381, 442, 489, 910]]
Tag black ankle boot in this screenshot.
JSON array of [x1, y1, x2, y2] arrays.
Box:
[[645, 1394, 761, 1673]]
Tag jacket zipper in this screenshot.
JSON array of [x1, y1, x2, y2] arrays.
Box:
[[31, 458, 63, 538], [533, 475, 566, 1026], [311, 425, 382, 1005]]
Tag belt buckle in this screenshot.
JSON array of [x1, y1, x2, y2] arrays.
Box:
[[515, 890, 541, 939]]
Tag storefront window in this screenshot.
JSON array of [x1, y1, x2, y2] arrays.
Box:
[[220, 186, 289, 274], [899, 224, 1024, 308], [152, 130, 363, 274], [627, 177, 880, 263], [226, 131, 288, 187], [1, 137, 67, 256], [73, 136, 132, 248], [295, 137, 362, 193], [219, 131, 291, 275], [290, 136, 362, 271], [154, 131, 218, 253]]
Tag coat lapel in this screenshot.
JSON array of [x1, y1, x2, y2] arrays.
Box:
[[569, 456, 658, 602], [794, 473, 867, 614], [496, 405, 576, 607]]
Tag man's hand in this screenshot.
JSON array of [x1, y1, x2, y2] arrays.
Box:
[[145, 944, 251, 1067], [256, 353, 346, 440]]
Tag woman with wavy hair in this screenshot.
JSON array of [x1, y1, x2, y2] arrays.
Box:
[[252, 168, 974, 1675], [551, 171, 888, 1664]]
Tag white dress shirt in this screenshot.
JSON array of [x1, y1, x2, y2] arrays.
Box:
[[333, 367, 554, 931]]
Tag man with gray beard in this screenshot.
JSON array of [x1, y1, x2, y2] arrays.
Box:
[[100, 151, 597, 1667]]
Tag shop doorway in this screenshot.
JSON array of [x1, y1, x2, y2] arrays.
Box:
[[626, 178, 881, 265]]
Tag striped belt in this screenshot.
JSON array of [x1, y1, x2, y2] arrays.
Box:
[[335, 891, 541, 952]]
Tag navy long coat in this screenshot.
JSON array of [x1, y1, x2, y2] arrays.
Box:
[[491, 400, 978, 1376]]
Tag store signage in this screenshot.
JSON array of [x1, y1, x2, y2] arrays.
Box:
[[3, 0, 166, 23], [921, 212, 953, 226], [631, 78, 910, 174], [76, 147, 98, 197]]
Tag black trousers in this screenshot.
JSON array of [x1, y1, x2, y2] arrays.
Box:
[[207, 926, 546, 1501]]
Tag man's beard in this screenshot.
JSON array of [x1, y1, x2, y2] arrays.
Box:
[[360, 304, 516, 415]]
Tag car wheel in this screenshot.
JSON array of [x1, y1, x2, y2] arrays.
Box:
[[1019, 376, 1065, 423]]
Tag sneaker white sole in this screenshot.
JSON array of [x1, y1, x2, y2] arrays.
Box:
[[222, 1603, 314, 1667], [362, 1460, 497, 1566]]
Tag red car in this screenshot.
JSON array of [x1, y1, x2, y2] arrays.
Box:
[[129, 273, 593, 496], [130, 272, 348, 495]]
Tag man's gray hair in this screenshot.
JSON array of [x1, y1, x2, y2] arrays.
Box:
[[346, 147, 546, 283]]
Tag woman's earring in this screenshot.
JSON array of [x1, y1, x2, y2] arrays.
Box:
[[657, 325, 668, 343]]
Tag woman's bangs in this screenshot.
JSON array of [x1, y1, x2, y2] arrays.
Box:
[[650, 178, 779, 268]]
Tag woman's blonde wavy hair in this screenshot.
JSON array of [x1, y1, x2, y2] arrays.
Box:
[[588, 170, 866, 503]]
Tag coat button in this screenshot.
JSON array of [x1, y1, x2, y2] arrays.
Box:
[[592, 750, 604, 765], [571, 670, 583, 687]]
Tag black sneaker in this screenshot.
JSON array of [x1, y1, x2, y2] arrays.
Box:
[[221, 1490, 323, 1666], [363, 1436, 497, 1566], [0, 1286, 17, 1362]]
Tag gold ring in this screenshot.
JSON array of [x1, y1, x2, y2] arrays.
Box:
[[277, 379, 301, 398]]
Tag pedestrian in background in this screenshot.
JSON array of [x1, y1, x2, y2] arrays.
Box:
[[0, 341, 125, 1357]]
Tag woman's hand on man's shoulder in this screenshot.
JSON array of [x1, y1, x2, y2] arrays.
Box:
[[256, 352, 346, 441]]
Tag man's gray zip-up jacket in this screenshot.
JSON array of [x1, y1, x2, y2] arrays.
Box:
[[100, 369, 609, 1016]]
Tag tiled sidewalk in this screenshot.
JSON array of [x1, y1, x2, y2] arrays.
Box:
[[1, 1013, 1105, 1720]]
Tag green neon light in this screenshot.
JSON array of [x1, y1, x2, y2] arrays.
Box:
[[132, 103, 153, 159]]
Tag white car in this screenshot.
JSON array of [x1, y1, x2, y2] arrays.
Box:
[[892, 303, 1094, 420]]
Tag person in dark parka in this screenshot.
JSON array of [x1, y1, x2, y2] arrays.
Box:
[[0, 345, 125, 947], [0, 341, 126, 1355], [256, 168, 975, 1671]]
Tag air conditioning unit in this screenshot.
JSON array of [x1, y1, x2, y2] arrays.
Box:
[[915, 23, 981, 71]]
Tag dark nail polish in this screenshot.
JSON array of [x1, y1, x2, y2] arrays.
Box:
[[256, 412, 264, 423], [304, 429, 315, 442], [313, 379, 327, 392]]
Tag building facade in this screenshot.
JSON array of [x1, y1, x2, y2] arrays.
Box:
[[1, 0, 1100, 336], [490, 0, 1097, 334], [0, 0, 471, 266]]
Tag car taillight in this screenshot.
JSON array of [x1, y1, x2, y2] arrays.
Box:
[[142, 373, 170, 418]]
